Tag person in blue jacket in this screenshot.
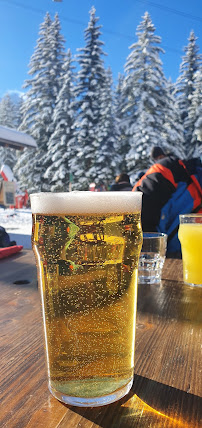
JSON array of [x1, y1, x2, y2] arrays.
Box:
[[133, 147, 202, 255]]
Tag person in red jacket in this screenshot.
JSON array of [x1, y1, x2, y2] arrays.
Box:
[[133, 147, 202, 254]]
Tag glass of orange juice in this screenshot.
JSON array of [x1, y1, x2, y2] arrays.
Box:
[[178, 214, 202, 286]]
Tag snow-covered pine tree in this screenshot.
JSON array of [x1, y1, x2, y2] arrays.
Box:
[[176, 31, 202, 158], [15, 12, 65, 193], [91, 68, 119, 187], [13, 95, 23, 129], [72, 6, 106, 190], [114, 73, 130, 172], [123, 12, 174, 174], [162, 79, 185, 158], [50, 13, 66, 100], [188, 66, 202, 158], [0, 93, 17, 169], [0, 93, 16, 128], [43, 49, 77, 191]]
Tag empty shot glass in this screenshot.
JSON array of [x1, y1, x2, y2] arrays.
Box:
[[138, 232, 167, 284]]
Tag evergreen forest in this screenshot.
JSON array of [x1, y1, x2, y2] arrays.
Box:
[[0, 7, 201, 192]]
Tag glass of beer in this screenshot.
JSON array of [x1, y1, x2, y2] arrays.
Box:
[[30, 191, 142, 407], [178, 214, 202, 286]]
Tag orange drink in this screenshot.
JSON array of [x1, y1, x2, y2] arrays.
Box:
[[178, 214, 202, 286]]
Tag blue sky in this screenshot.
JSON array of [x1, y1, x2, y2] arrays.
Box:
[[0, 0, 201, 98]]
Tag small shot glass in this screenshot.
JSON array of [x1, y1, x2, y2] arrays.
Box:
[[138, 232, 167, 284]]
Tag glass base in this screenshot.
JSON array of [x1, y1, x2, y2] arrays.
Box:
[[138, 273, 161, 284], [49, 378, 133, 407], [184, 281, 202, 287], [138, 253, 164, 285]]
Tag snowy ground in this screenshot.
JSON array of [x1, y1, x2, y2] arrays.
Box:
[[0, 207, 32, 249]]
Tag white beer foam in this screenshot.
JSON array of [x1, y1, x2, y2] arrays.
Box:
[[30, 191, 142, 215]]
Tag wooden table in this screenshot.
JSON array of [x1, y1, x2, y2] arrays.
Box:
[[0, 250, 201, 427]]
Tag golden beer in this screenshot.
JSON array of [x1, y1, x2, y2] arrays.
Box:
[[31, 192, 142, 406]]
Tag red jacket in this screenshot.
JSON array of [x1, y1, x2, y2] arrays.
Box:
[[133, 156, 202, 252]]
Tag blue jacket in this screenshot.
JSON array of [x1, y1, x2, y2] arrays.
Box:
[[133, 156, 202, 253]]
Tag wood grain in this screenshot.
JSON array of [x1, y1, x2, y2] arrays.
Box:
[[0, 251, 201, 427]]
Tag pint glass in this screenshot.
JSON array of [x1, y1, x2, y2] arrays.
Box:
[[31, 191, 142, 407], [178, 214, 202, 286]]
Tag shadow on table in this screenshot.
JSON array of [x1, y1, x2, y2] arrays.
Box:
[[0, 252, 38, 288], [137, 279, 202, 325], [72, 374, 202, 428]]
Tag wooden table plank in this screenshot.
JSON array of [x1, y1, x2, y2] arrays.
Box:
[[0, 251, 201, 427], [135, 273, 202, 397]]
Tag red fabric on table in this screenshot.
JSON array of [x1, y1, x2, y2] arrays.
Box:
[[0, 246, 23, 259]]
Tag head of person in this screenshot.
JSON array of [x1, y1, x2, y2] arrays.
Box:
[[137, 171, 145, 180], [151, 146, 166, 162], [115, 173, 131, 184]]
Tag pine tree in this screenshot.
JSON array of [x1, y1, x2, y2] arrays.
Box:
[[0, 93, 16, 128], [162, 79, 184, 158], [72, 6, 106, 190], [176, 31, 202, 158], [43, 50, 77, 191], [114, 73, 130, 172], [15, 13, 65, 193], [92, 68, 118, 187], [188, 66, 202, 158], [13, 96, 23, 129], [0, 93, 17, 169], [123, 12, 176, 174]]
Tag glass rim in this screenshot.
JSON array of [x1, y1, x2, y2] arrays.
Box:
[[30, 191, 143, 196], [179, 213, 202, 219], [143, 232, 167, 239]]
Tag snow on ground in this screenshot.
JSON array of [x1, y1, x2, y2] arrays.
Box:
[[0, 208, 32, 249]]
